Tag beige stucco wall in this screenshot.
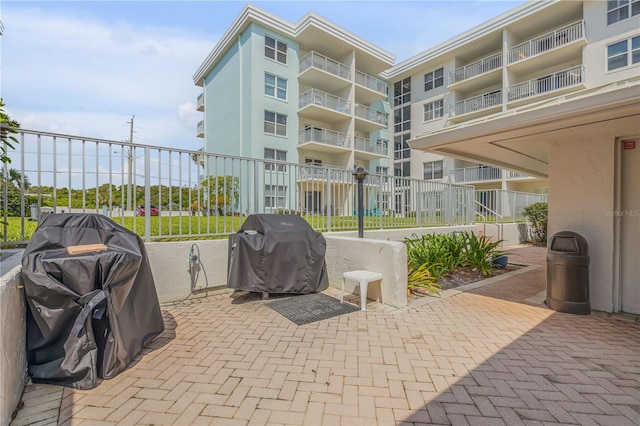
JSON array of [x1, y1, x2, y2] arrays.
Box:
[[548, 136, 615, 312]]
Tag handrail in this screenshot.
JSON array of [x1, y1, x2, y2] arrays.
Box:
[[474, 200, 504, 245]]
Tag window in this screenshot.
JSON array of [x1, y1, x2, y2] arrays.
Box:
[[376, 166, 389, 175], [264, 185, 287, 210], [394, 161, 411, 177], [423, 99, 444, 121], [265, 73, 287, 100], [393, 78, 411, 106], [607, 36, 640, 70], [394, 133, 411, 160], [264, 110, 287, 136], [265, 35, 287, 64], [376, 139, 389, 150], [607, 0, 640, 25], [424, 68, 444, 91], [264, 148, 287, 172], [423, 160, 443, 180], [394, 105, 411, 133], [305, 158, 322, 165]]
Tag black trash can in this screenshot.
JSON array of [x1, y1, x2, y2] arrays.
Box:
[[546, 231, 590, 314]]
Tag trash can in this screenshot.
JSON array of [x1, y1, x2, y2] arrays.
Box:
[[546, 231, 590, 314], [227, 214, 329, 295]]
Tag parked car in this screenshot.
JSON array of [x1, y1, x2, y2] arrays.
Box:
[[135, 204, 159, 216]]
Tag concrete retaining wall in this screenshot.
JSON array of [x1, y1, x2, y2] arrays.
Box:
[[0, 252, 27, 426]]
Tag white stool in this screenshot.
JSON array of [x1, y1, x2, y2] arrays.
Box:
[[341, 270, 383, 311]]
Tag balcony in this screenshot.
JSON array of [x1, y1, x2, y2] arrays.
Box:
[[196, 120, 204, 138], [355, 70, 388, 104], [508, 20, 585, 65], [197, 93, 204, 112], [450, 166, 501, 183], [298, 166, 351, 183], [299, 89, 351, 123], [299, 51, 351, 93], [505, 170, 531, 179], [508, 65, 585, 104], [450, 90, 502, 120], [298, 127, 351, 154], [354, 136, 389, 160], [449, 52, 502, 86], [354, 104, 388, 132]]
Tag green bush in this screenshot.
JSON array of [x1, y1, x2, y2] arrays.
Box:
[[523, 202, 548, 243]]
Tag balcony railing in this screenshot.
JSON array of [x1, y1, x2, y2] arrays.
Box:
[[196, 93, 204, 111], [354, 104, 388, 127], [449, 52, 502, 84], [355, 71, 388, 96], [508, 65, 584, 102], [450, 90, 502, 117], [299, 51, 351, 80], [508, 20, 585, 64], [298, 128, 351, 149], [196, 120, 204, 137], [451, 166, 502, 183], [354, 137, 389, 156], [299, 89, 351, 114], [505, 171, 531, 179]]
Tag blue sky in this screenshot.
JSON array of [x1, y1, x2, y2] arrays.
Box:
[[1, 1, 525, 151]]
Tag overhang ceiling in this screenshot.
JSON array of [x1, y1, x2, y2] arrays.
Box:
[[409, 84, 640, 179]]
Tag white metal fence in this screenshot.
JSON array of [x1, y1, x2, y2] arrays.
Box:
[[2, 129, 481, 245], [475, 189, 548, 222]]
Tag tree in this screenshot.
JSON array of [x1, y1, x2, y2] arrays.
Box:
[[200, 175, 239, 215], [0, 98, 19, 165]]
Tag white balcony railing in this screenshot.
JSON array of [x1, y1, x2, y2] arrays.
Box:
[[196, 93, 204, 111], [354, 137, 389, 156], [354, 104, 388, 127], [508, 65, 584, 102], [449, 52, 503, 84], [355, 71, 388, 96], [505, 171, 531, 179], [196, 120, 204, 137], [451, 166, 502, 183], [299, 51, 351, 80], [298, 128, 351, 149], [509, 20, 585, 64], [450, 90, 502, 117], [299, 89, 351, 115]]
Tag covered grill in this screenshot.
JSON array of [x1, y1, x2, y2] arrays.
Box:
[[21, 214, 165, 389], [227, 214, 329, 294]]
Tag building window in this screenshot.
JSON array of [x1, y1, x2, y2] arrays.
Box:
[[424, 68, 444, 91], [423, 99, 444, 121], [607, 0, 640, 25], [264, 110, 287, 136], [394, 105, 411, 133], [607, 36, 640, 70], [393, 77, 411, 106], [265, 35, 287, 64], [376, 166, 389, 175], [265, 185, 287, 210], [264, 148, 287, 171], [423, 160, 443, 180], [265, 73, 287, 100], [376, 139, 389, 150], [394, 133, 411, 160], [394, 161, 411, 177]]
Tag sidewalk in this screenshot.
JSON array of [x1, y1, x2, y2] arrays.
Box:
[[12, 246, 640, 425]]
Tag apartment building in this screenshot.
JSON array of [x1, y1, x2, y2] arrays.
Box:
[[193, 5, 394, 214], [405, 0, 640, 315]]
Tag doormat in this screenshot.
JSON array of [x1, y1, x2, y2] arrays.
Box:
[[265, 293, 359, 325]]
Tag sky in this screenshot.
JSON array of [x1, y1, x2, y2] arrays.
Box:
[[1, 0, 526, 152]]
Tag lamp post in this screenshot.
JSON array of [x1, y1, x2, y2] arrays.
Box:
[[352, 167, 368, 238]]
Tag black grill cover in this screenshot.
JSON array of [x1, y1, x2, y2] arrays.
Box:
[[227, 214, 328, 294], [21, 214, 164, 389]]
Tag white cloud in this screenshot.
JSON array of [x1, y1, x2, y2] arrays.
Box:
[[2, 6, 216, 150]]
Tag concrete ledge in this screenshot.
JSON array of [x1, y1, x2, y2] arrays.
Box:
[[0, 251, 27, 426]]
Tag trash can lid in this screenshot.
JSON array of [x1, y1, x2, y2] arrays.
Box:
[[548, 231, 588, 256]]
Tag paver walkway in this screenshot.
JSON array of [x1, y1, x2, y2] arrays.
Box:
[[12, 246, 640, 425]]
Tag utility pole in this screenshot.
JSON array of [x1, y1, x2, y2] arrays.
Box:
[[126, 116, 135, 211]]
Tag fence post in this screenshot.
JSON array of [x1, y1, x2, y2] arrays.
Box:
[[253, 161, 259, 215], [326, 170, 331, 232], [144, 147, 151, 242]]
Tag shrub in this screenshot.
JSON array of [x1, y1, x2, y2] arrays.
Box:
[[523, 202, 548, 243], [407, 264, 441, 295]]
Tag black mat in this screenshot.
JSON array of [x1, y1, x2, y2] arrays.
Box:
[[265, 293, 359, 325]]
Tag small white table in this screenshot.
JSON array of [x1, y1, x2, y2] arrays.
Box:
[[341, 270, 383, 311]]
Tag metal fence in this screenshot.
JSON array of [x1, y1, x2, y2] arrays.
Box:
[[2, 129, 479, 245], [475, 189, 548, 223]]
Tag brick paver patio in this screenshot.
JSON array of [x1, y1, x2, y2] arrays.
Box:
[[12, 246, 640, 425]]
